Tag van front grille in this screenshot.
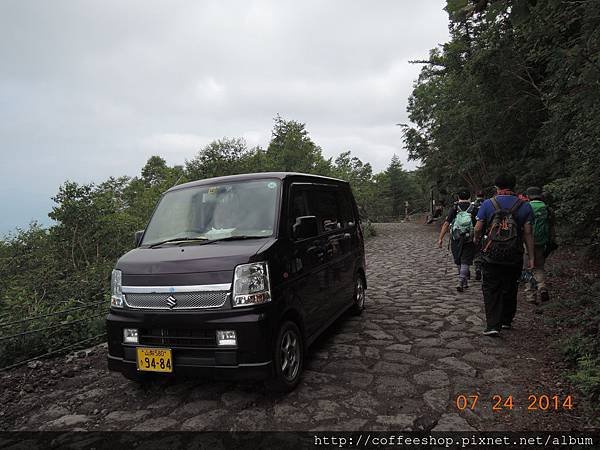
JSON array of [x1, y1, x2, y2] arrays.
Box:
[[124, 291, 229, 310], [138, 328, 217, 347]]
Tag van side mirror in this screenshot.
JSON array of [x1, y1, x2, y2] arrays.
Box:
[[134, 230, 145, 247], [293, 216, 318, 240]]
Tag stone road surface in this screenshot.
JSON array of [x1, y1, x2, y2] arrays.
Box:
[[0, 223, 585, 432]]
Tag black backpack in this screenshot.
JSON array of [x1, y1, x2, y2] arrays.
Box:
[[482, 197, 524, 265]]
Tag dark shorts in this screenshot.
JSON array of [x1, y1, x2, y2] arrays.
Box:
[[451, 237, 476, 265]]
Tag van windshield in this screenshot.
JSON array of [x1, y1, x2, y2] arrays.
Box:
[[142, 179, 281, 246]]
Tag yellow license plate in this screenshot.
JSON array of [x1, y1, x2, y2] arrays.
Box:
[[136, 347, 173, 373]]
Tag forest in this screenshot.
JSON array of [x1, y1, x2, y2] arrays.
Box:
[[0, 0, 598, 401]]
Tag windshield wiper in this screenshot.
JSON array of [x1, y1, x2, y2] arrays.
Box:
[[206, 235, 266, 243], [148, 237, 208, 248]]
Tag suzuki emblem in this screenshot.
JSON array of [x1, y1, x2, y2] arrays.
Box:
[[166, 295, 177, 309]]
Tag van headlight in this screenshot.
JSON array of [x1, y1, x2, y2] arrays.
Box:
[[111, 269, 124, 308], [232, 262, 271, 307]]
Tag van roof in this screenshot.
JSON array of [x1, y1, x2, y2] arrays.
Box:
[[167, 172, 348, 192]]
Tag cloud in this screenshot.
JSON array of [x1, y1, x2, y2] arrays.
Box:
[[0, 0, 449, 233]]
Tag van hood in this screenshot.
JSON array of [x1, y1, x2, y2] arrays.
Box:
[[116, 238, 275, 276]]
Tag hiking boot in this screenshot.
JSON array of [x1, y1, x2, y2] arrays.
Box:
[[483, 328, 500, 336], [475, 269, 482, 281], [540, 290, 550, 302], [456, 283, 464, 292]]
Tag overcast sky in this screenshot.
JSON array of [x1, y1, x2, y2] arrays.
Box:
[[0, 1, 449, 234]]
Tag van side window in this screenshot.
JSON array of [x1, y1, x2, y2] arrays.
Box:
[[290, 188, 310, 228], [310, 189, 341, 233], [337, 190, 355, 228]]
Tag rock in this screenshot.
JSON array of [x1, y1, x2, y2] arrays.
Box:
[[345, 391, 380, 413], [273, 404, 309, 424], [406, 328, 437, 338], [432, 413, 476, 431], [376, 414, 416, 429], [423, 388, 449, 411], [27, 360, 43, 369], [45, 414, 90, 429], [328, 344, 362, 358], [371, 361, 409, 374], [413, 370, 450, 387], [23, 384, 34, 393], [385, 344, 412, 352], [340, 371, 374, 388], [363, 329, 394, 340], [180, 400, 220, 416], [77, 350, 87, 358], [364, 347, 380, 359], [415, 347, 459, 359], [446, 338, 475, 350], [181, 410, 228, 431], [230, 408, 269, 431], [44, 406, 71, 420], [323, 359, 367, 373], [131, 417, 179, 432], [297, 384, 348, 400], [375, 376, 417, 397], [322, 418, 368, 431], [105, 410, 151, 422], [301, 370, 337, 384], [482, 368, 512, 382], [221, 391, 260, 408], [438, 357, 477, 377], [463, 351, 495, 366]]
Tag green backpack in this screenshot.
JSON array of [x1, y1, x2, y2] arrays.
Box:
[[451, 203, 474, 240], [530, 200, 550, 246]]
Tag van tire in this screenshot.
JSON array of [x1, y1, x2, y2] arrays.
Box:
[[268, 321, 304, 392], [350, 274, 366, 315]]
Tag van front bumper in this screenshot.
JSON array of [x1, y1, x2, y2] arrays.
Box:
[[105, 306, 274, 380]]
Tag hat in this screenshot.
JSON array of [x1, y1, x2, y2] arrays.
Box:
[[526, 186, 543, 200]]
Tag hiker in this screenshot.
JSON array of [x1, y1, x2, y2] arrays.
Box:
[[472, 191, 486, 281], [437, 189, 477, 292], [523, 186, 556, 303], [474, 174, 535, 336]]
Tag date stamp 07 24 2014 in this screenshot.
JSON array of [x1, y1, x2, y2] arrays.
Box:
[[455, 394, 574, 412]]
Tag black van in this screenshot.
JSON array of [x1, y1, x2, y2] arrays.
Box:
[[106, 172, 366, 390]]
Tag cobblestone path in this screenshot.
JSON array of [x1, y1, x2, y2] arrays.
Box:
[[0, 223, 584, 432]]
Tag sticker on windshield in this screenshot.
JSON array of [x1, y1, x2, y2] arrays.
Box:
[[207, 187, 217, 194], [267, 182, 277, 189]]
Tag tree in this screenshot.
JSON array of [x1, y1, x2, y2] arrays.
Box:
[[264, 115, 332, 175], [186, 138, 252, 180]]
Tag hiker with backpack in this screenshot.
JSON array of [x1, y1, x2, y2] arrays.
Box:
[[437, 189, 477, 292], [524, 186, 556, 303], [472, 191, 486, 281], [473, 174, 535, 336]]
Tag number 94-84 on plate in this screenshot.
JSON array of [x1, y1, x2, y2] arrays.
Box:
[[136, 347, 173, 373]]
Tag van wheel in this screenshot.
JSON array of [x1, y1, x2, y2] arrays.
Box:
[[350, 274, 366, 315], [268, 321, 303, 392]]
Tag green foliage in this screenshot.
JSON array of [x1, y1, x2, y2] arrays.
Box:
[[550, 273, 600, 407], [567, 355, 600, 402], [405, 0, 600, 248]]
